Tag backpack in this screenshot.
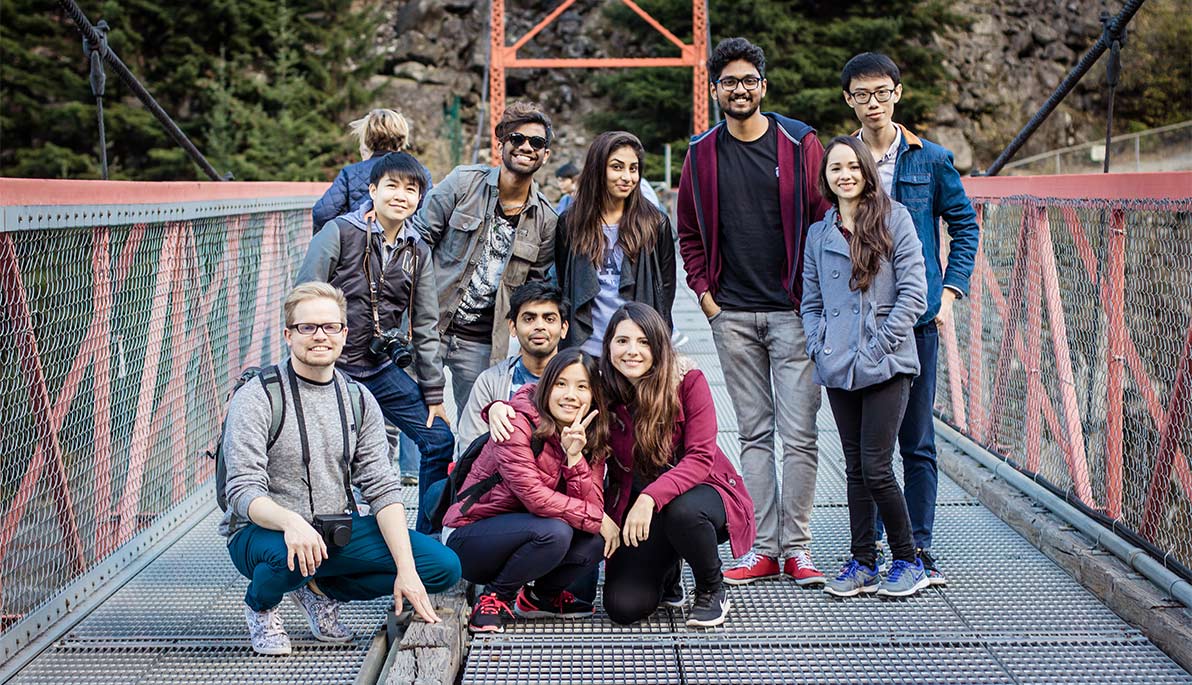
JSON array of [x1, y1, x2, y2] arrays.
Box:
[[208, 364, 364, 512], [426, 425, 543, 532]]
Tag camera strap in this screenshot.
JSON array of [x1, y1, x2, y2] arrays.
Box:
[[363, 222, 419, 342], [286, 361, 359, 517]]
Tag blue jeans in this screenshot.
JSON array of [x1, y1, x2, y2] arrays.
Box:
[[441, 334, 492, 421], [227, 514, 461, 612], [399, 433, 420, 478], [354, 365, 455, 534], [876, 322, 939, 550]]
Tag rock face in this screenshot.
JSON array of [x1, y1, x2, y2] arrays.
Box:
[[377, 0, 1123, 181]]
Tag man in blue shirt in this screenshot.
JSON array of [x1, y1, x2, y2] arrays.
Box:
[[841, 52, 981, 585]]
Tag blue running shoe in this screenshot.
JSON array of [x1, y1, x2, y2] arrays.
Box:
[[877, 559, 930, 598], [823, 559, 881, 598]]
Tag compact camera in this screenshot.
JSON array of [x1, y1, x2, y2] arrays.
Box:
[[312, 513, 354, 548], [369, 327, 413, 368]]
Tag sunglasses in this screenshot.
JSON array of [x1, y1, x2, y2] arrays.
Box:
[[503, 132, 549, 150]]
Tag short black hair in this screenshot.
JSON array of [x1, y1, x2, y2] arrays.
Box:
[[508, 281, 569, 321], [555, 162, 580, 179], [707, 37, 766, 83], [496, 101, 554, 147], [840, 52, 901, 91], [368, 151, 428, 194]]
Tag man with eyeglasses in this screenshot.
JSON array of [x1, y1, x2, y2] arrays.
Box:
[[408, 101, 558, 417], [298, 152, 453, 535], [676, 37, 832, 589], [220, 282, 460, 656], [840, 52, 980, 585]]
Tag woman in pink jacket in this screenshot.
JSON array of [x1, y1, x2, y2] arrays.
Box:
[[600, 303, 755, 628], [443, 348, 621, 633]]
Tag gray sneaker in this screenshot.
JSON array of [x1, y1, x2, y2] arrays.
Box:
[[823, 559, 881, 598], [289, 585, 353, 643], [877, 559, 930, 598], [244, 604, 292, 655]]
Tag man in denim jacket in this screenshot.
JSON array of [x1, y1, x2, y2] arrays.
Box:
[[841, 52, 981, 584]]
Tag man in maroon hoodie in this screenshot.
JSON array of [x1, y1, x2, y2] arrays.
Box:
[[676, 37, 832, 587]]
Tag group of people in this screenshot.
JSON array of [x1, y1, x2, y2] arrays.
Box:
[[217, 36, 979, 655]]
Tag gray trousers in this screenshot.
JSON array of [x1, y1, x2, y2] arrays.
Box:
[[709, 309, 820, 557], [441, 334, 493, 421]]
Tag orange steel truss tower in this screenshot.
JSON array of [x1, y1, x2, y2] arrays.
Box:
[[488, 0, 709, 164]]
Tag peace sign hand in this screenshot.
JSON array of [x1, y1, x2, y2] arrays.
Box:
[[560, 405, 598, 466]]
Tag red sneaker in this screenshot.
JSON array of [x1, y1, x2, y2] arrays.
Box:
[[468, 592, 514, 633], [723, 552, 781, 585], [783, 549, 826, 586]]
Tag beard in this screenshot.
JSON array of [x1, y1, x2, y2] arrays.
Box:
[[722, 95, 760, 120]]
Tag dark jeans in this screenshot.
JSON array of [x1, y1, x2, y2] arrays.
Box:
[[446, 513, 603, 602], [827, 374, 915, 567], [227, 514, 461, 612], [355, 364, 455, 534], [875, 323, 940, 550], [603, 485, 728, 625]]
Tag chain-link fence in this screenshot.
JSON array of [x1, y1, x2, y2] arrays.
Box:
[[0, 183, 319, 648], [938, 176, 1192, 577]]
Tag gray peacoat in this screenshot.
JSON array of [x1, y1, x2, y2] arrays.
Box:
[[801, 203, 927, 391]]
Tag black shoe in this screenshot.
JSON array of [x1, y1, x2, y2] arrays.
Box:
[[468, 592, 514, 633], [660, 580, 686, 608], [685, 585, 731, 628], [917, 547, 948, 587], [515, 586, 594, 619]]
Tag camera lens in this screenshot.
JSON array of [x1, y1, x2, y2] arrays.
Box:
[[330, 522, 352, 547]]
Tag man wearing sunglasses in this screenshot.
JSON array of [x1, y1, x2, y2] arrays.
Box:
[[676, 37, 833, 589], [841, 52, 980, 586], [409, 101, 558, 417]]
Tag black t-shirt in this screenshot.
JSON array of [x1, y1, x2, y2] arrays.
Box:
[[715, 120, 793, 311], [447, 207, 523, 342]]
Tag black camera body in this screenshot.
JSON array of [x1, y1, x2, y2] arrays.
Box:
[[312, 513, 354, 548], [369, 327, 413, 368]]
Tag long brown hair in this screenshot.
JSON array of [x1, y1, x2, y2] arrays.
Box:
[[599, 303, 678, 476], [566, 131, 662, 265], [817, 135, 893, 292], [531, 348, 609, 464]]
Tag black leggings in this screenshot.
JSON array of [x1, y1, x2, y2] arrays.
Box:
[[446, 513, 603, 601], [602, 484, 728, 625], [826, 374, 915, 566]]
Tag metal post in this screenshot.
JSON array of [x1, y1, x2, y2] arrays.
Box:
[[664, 143, 672, 189], [1135, 135, 1141, 172]]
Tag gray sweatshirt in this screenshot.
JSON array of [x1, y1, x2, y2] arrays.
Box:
[[219, 363, 404, 538]]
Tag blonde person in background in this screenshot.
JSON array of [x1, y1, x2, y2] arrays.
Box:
[[312, 108, 433, 232]]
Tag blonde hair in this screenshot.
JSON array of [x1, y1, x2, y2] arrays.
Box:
[[284, 283, 347, 326], [349, 109, 410, 154]]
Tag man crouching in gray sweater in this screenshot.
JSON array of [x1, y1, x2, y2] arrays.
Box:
[[221, 282, 461, 655]]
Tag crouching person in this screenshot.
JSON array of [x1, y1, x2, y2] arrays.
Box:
[[219, 283, 461, 655], [443, 349, 619, 633]]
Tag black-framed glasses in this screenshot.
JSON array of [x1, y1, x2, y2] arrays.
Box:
[[849, 87, 896, 104], [288, 322, 346, 336], [503, 132, 549, 150], [714, 76, 762, 91]]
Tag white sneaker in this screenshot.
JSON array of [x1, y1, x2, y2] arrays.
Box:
[[288, 585, 353, 643], [244, 604, 292, 655]]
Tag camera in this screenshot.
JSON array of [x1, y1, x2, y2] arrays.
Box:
[[312, 513, 354, 548], [369, 327, 413, 368]]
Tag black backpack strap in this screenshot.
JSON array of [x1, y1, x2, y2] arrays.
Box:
[[260, 365, 285, 450], [458, 422, 547, 514]]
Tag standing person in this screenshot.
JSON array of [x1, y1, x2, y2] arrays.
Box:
[[456, 281, 570, 452], [555, 131, 676, 357], [554, 162, 580, 214], [841, 53, 980, 583], [298, 152, 454, 535], [409, 101, 558, 416], [802, 136, 928, 597], [312, 109, 432, 232], [220, 283, 460, 655], [675, 37, 832, 586], [443, 349, 618, 633]]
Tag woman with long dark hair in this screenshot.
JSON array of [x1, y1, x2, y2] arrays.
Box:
[[598, 303, 754, 628], [442, 349, 620, 633], [554, 131, 676, 356], [802, 135, 928, 598]]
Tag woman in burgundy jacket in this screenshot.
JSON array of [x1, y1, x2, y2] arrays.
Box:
[[600, 303, 755, 628], [443, 349, 620, 633]]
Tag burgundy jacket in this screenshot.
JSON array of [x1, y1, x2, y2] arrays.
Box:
[[442, 386, 605, 534], [675, 113, 832, 311], [606, 367, 756, 558]]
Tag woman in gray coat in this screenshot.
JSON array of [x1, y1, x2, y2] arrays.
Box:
[[801, 136, 928, 599]]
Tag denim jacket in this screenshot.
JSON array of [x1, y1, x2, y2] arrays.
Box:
[[407, 164, 557, 363], [879, 125, 980, 327]]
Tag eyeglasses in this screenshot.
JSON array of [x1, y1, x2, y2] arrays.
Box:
[[503, 132, 549, 150], [288, 322, 346, 336], [714, 76, 762, 91], [849, 87, 897, 104]]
